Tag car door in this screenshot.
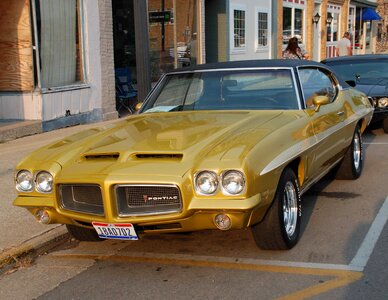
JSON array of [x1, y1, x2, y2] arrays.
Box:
[[298, 67, 347, 181]]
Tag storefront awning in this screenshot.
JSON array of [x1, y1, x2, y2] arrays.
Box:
[[362, 8, 382, 21]]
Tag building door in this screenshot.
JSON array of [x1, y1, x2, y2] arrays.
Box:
[[148, 0, 198, 82], [112, 0, 200, 113], [112, 0, 137, 83]]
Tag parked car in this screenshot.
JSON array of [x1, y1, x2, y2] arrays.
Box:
[[13, 60, 373, 250], [322, 54, 388, 133]]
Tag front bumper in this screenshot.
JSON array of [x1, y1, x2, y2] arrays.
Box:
[[371, 107, 388, 123], [13, 192, 269, 233]]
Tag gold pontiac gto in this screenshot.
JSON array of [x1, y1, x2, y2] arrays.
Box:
[[14, 60, 374, 250]]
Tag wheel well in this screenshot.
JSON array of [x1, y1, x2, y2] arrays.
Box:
[[285, 158, 304, 187], [358, 118, 367, 133]]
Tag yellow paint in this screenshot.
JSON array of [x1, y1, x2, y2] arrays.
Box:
[[53, 252, 363, 299], [278, 271, 363, 300]]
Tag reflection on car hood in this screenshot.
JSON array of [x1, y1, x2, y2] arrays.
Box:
[[354, 79, 388, 97], [23, 111, 302, 176]]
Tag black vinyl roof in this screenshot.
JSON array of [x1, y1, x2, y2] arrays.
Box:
[[169, 59, 328, 73]]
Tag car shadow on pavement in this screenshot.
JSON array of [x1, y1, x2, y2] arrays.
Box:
[[301, 173, 336, 237]]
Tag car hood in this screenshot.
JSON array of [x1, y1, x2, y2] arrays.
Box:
[[21, 111, 302, 177], [354, 79, 388, 97]]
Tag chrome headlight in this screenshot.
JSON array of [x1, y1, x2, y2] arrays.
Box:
[[221, 170, 245, 195], [15, 170, 34, 192], [195, 171, 218, 195], [35, 171, 54, 193], [377, 97, 388, 108]]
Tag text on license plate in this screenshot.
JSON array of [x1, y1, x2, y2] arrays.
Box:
[[92, 222, 138, 240]]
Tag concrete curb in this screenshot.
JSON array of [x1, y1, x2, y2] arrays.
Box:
[[0, 226, 69, 268], [0, 120, 42, 143]]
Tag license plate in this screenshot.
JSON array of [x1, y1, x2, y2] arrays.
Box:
[[92, 222, 138, 240]]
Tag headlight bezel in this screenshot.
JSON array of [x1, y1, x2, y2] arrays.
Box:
[[15, 170, 34, 192], [34, 171, 54, 193], [377, 97, 388, 108], [194, 170, 219, 195], [194, 169, 246, 196], [221, 170, 246, 195], [15, 169, 54, 194]]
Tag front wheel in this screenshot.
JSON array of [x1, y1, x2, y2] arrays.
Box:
[[335, 125, 363, 179], [251, 168, 301, 250]]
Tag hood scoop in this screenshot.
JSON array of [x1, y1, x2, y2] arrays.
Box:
[[82, 153, 120, 161], [134, 153, 183, 161]]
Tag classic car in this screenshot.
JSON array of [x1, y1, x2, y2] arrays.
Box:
[[322, 54, 388, 133], [14, 60, 374, 250]]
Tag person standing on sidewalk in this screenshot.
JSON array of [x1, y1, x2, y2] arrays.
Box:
[[336, 32, 352, 56], [282, 37, 309, 60]]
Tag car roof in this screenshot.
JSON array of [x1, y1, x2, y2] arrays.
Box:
[[166, 59, 350, 87], [168, 59, 327, 73], [322, 54, 388, 64]]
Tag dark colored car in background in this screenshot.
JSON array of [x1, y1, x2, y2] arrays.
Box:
[[322, 54, 388, 133]]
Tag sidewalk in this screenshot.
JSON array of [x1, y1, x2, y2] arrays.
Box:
[[0, 117, 123, 267]]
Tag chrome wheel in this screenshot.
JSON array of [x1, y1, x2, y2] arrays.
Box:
[[252, 168, 301, 250], [283, 181, 298, 238], [353, 132, 361, 170]]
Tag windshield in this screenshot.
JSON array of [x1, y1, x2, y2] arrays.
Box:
[[141, 69, 300, 113], [326, 61, 388, 82]]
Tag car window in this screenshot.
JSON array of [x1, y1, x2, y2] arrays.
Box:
[[142, 69, 301, 113], [298, 68, 337, 108], [325, 61, 388, 81]]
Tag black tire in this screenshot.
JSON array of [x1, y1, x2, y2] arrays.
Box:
[[66, 224, 103, 242], [383, 118, 388, 134], [251, 168, 301, 250], [335, 125, 363, 180]]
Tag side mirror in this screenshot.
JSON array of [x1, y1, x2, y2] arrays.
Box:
[[135, 102, 143, 111], [345, 80, 356, 87], [312, 95, 330, 112]]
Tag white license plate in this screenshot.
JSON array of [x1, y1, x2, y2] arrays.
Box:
[[92, 222, 138, 240]]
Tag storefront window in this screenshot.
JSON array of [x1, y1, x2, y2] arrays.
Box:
[[295, 9, 303, 40], [283, 6, 304, 44], [148, 0, 198, 81], [327, 11, 340, 43], [283, 7, 292, 44], [365, 21, 371, 49], [33, 0, 84, 88]]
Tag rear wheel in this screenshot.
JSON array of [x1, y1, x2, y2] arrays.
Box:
[[251, 168, 301, 250], [66, 224, 103, 242], [335, 125, 363, 179], [383, 118, 388, 134]]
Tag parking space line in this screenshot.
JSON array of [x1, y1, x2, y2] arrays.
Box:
[[364, 142, 388, 145], [350, 196, 388, 269], [53, 251, 362, 299], [278, 271, 362, 300], [52, 196, 388, 299]]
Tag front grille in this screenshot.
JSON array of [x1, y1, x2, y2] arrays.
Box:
[[115, 184, 182, 216], [59, 184, 104, 216]]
